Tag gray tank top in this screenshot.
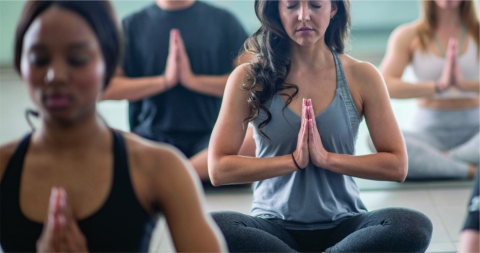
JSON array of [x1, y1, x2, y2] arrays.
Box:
[[251, 51, 367, 230]]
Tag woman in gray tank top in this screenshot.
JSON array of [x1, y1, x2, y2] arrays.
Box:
[[208, 0, 433, 252]]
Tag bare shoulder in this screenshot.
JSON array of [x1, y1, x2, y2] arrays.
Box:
[[389, 21, 420, 50], [120, 130, 188, 173], [339, 54, 384, 88], [229, 62, 252, 88], [119, 130, 196, 187], [0, 140, 23, 182], [119, 131, 202, 206]]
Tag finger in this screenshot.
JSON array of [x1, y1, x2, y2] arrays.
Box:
[[42, 187, 61, 251], [169, 29, 177, 49], [302, 114, 309, 144], [308, 119, 314, 140], [47, 187, 59, 219], [52, 188, 69, 251], [301, 98, 305, 125], [310, 107, 318, 130], [38, 208, 57, 251], [58, 189, 88, 251], [308, 105, 315, 120]]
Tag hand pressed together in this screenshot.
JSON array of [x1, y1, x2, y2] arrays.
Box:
[[437, 38, 466, 92], [292, 99, 329, 169], [36, 187, 88, 253], [163, 29, 199, 90]]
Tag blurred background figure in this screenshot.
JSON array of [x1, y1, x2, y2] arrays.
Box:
[[0, 1, 227, 252], [102, 0, 256, 184], [375, 0, 479, 180]]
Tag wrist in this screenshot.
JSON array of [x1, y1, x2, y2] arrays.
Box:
[[313, 151, 330, 169], [183, 74, 198, 88], [162, 75, 169, 91], [291, 153, 305, 170]]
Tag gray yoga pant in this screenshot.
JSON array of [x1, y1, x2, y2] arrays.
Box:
[[369, 107, 479, 179], [211, 208, 432, 252]]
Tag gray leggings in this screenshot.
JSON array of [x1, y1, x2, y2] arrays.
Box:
[[212, 208, 432, 252], [369, 107, 479, 179]]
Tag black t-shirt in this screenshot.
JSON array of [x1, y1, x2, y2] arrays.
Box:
[[122, 1, 248, 139], [463, 169, 479, 231]]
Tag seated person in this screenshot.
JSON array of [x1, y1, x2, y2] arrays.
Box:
[[102, 0, 255, 182], [377, 0, 479, 180], [208, 0, 433, 252], [0, 1, 226, 252]]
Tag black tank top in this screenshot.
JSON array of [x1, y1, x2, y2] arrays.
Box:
[[0, 131, 156, 252]]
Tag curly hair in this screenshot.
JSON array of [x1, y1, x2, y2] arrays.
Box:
[[243, 0, 351, 138]]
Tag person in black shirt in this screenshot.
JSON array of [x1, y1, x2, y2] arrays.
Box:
[[103, 0, 255, 182]]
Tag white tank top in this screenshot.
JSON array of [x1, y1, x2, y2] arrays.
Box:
[[411, 36, 479, 99]]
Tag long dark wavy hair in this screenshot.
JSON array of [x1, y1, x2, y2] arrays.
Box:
[[243, 0, 351, 138]]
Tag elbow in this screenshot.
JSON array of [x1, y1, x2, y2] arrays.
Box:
[[393, 155, 408, 183], [395, 165, 407, 183], [209, 170, 222, 187], [208, 157, 225, 187]]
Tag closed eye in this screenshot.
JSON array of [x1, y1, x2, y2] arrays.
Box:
[[286, 3, 298, 9]]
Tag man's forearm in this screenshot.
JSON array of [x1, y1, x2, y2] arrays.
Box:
[[102, 76, 167, 101], [184, 74, 230, 97]]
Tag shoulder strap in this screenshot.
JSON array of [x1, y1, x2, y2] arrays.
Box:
[[331, 51, 361, 139], [0, 133, 33, 222]]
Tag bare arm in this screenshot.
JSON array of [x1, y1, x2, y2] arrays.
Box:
[[150, 145, 227, 252], [208, 64, 298, 186], [309, 62, 407, 182], [336, 63, 407, 181], [102, 74, 168, 101], [181, 74, 230, 97], [458, 230, 480, 253], [179, 51, 255, 97], [458, 79, 480, 93], [380, 24, 438, 99]]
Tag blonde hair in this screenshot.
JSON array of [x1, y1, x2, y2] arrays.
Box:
[[416, 0, 479, 52]]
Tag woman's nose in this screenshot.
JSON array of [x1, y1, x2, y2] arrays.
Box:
[[298, 4, 310, 22], [44, 60, 67, 85]]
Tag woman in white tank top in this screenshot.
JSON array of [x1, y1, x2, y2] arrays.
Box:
[[376, 0, 479, 180]]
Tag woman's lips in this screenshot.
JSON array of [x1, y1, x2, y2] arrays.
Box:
[[45, 94, 71, 109], [297, 27, 313, 34]]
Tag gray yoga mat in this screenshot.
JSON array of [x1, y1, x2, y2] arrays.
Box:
[[354, 177, 474, 192]]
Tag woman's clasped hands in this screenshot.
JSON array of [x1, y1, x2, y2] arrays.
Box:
[[437, 38, 466, 92], [293, 98, 329, 170], [36, 187, 88, 253]]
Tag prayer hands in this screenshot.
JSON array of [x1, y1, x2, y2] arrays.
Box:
[[293, 99, 328, 169], [164, 29, 180, 89], [437, 38, 465, 92], [164, 29, 198, 90], [36, 187, 88, 253]]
